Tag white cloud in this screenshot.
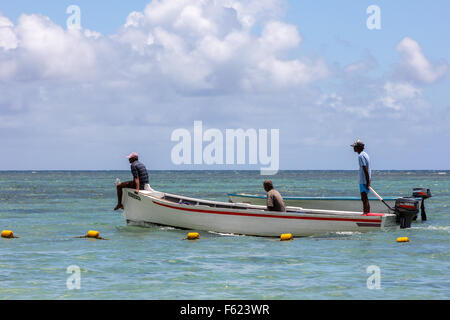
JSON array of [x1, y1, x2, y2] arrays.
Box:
[[3, 14, 98, 81], [258, 20, 302, 53], [224, 0, 286, 28], [396, 37, 448, 84], [0, 1, 448, 170], [197, 31, 249, 63], [316, 92, 373, 118], [0, 0, 328, 92], [125, 11, 145, 28], [144, 0, 192, 26], [0, 14, 18, 50], [174, 5, 217, 36], [344, 53, 377, 74], [379, 81, 422, 111], [251, 56, 329, 89]]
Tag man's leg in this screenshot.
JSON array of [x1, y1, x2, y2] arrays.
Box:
[[115, 181, 136, 210], [361, 191, 370, 214]]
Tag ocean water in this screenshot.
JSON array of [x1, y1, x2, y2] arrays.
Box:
[[0, 170, 449, 300]]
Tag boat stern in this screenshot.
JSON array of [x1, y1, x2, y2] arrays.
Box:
[[380, 213, 398, 229]]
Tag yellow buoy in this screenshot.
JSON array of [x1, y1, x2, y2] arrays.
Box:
[[87, 230, 100, 239], [74, 230, 107, 240], [397, 237, 409, 243], [186, 232, 200, 240], [280, 233, 293, 241], [1, 230, 14, 238]]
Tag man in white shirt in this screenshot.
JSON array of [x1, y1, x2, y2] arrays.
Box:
[[351, 139, 371, 214]]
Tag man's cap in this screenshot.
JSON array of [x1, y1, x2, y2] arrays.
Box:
[[126, 152, 139, 159], [351, 139, 365, 147]]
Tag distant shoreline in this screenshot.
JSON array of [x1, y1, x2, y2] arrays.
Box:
[[0, 169, 448, 172]]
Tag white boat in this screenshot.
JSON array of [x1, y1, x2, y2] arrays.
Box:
[[228, 193, 397, 213], [121, 188, 400, 237]]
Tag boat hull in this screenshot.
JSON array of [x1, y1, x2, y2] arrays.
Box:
[[228, 193, 397, 213], [122, 189, 398, 237]]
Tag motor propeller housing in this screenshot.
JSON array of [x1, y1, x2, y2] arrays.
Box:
[[395, 197, 420, 229], [412, 188, 432, 221], [412, 188, 432, 199]]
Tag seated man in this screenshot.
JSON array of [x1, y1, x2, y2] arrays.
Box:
[[263, 180, 286, 212], [114, 152, 149, 210]]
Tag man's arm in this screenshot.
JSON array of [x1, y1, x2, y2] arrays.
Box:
[[266, 192, 275, 211], [363, 166, 370, 189], [134, 176, 140, 194], [131, 163, 140, 193]]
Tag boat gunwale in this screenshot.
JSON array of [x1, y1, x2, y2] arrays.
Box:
[[228, 192, 399, 201]]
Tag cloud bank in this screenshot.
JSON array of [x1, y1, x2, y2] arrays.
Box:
[[0, 0, 448, 170]]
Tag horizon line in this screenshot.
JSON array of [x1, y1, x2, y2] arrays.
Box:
[[0, 169, 448, 172]]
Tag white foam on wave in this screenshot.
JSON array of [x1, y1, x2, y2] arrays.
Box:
[[411, 225, 450, 233], [159, 226, 176, 231], [335, 231, 361, 235], [207, 231, 244, 237], [311, 231, 363, 240]]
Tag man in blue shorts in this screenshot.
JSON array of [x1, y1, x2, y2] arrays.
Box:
[[114, 152, 150, 210], [351, 140, 371, 214]]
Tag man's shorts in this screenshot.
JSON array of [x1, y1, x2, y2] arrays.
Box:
[[360, 184, 370, 194], [121, 180, 147, 190]]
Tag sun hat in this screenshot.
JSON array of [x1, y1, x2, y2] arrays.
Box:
[[350, 139, 365, 147], [126, 152, 139, 159]]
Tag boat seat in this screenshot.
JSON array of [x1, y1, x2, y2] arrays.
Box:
[[140, 190, 165, 199]]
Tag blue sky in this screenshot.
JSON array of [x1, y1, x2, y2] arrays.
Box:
[[0, 0, 449, 171]]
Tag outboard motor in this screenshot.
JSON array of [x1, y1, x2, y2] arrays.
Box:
[[395, 197, 420, 229], [412, 188, 432, 221]]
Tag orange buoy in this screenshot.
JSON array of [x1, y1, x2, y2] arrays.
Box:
[[1, 230, 17, 238], [185, 232, 200, 240], [280, 233, 293, 241]]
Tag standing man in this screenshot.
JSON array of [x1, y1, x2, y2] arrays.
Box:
[[263, 180, 286, 212], [351, 139, 371, 214], [114, 152, 150, 211]]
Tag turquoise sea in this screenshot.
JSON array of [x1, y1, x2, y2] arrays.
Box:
[[0, 170, 449, 300]]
